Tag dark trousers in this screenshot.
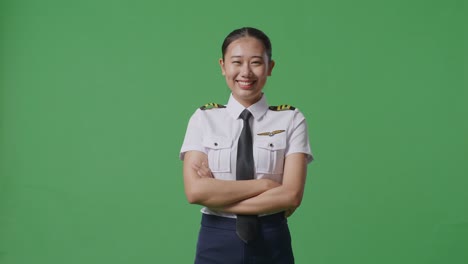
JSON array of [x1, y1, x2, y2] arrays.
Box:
[[194, 213, 295, 264]]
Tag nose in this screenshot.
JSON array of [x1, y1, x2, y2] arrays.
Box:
[[240, 63, 253, 77]]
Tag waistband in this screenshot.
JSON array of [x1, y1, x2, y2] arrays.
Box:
[[201, 212, 287, 230]]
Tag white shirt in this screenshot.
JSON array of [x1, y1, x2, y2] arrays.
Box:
[[180, 93, 313, 217]]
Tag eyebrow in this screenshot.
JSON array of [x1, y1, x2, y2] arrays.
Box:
[[230, 55, 264, 59]]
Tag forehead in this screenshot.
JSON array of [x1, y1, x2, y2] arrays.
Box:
[[225, 37, 267, 58]]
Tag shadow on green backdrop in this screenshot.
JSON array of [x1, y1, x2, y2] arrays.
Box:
[[1, 0, 467, 263]]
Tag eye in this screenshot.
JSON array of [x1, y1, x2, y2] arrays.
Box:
[[232, 61, 241, 65], [251, 61, 263, 65]]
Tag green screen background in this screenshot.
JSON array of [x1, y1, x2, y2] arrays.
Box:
[[1, 0, 467, 263]]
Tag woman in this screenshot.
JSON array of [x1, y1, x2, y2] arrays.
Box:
[[180, 27, 313, 264]]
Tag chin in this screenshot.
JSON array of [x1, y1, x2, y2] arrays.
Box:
[[237, 89, 258, 96]]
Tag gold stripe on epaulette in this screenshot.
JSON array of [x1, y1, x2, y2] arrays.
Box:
[[200, 103, 226, 110], [268, 105, 296, 111]]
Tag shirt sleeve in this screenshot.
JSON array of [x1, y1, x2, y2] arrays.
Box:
[[180, 109, 206, 160], [285, 109, 314, 164]]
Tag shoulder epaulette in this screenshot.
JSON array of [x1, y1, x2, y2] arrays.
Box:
[[269, 105, 296, 111], [199, 103, 226, 110]]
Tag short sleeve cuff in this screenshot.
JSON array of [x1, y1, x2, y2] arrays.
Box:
[[286, 148, 314, 164], [179, 145, 207, 160]]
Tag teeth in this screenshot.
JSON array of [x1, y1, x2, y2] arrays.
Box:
[[238, 81, 253, 86]]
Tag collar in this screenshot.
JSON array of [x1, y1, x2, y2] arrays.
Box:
[[226, 93, 269, 121]]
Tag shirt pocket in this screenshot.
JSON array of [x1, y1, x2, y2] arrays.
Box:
[[254, 136, 286, 174], [202, 136, 232, 173]]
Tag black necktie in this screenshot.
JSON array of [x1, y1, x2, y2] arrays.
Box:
[[236, 109, 258, 243]]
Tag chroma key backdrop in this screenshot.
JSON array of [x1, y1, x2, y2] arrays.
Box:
[[1, 0, 467, 263]]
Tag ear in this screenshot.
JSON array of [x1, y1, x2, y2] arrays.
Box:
[[219, 58, 226, 76], [267, 60, 275, 76]]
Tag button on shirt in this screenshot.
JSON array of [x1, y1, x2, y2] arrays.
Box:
[[180, 93, 313, 218]]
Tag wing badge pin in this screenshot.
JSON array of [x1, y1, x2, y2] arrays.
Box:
[[257, 130, 285, 137]]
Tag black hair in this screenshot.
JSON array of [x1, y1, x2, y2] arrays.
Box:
[[221, 27, 272, 61]]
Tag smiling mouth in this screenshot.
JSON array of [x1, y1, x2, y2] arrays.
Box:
[[237, 80, 256, 89]]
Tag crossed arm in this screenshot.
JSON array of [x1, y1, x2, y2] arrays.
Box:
[[183, 150, 308, 217]]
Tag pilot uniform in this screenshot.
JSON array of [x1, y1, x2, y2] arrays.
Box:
[[180, 93, 313, 264]]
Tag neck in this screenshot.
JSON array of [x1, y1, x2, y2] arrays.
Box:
[[233, 93, 263, 108]]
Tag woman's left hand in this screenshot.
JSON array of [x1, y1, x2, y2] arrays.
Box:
[[192, 161, 214, 178]]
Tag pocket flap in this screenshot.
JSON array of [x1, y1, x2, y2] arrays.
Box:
[[254, 137, 286, 150], [202, 136, 232, 149]]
